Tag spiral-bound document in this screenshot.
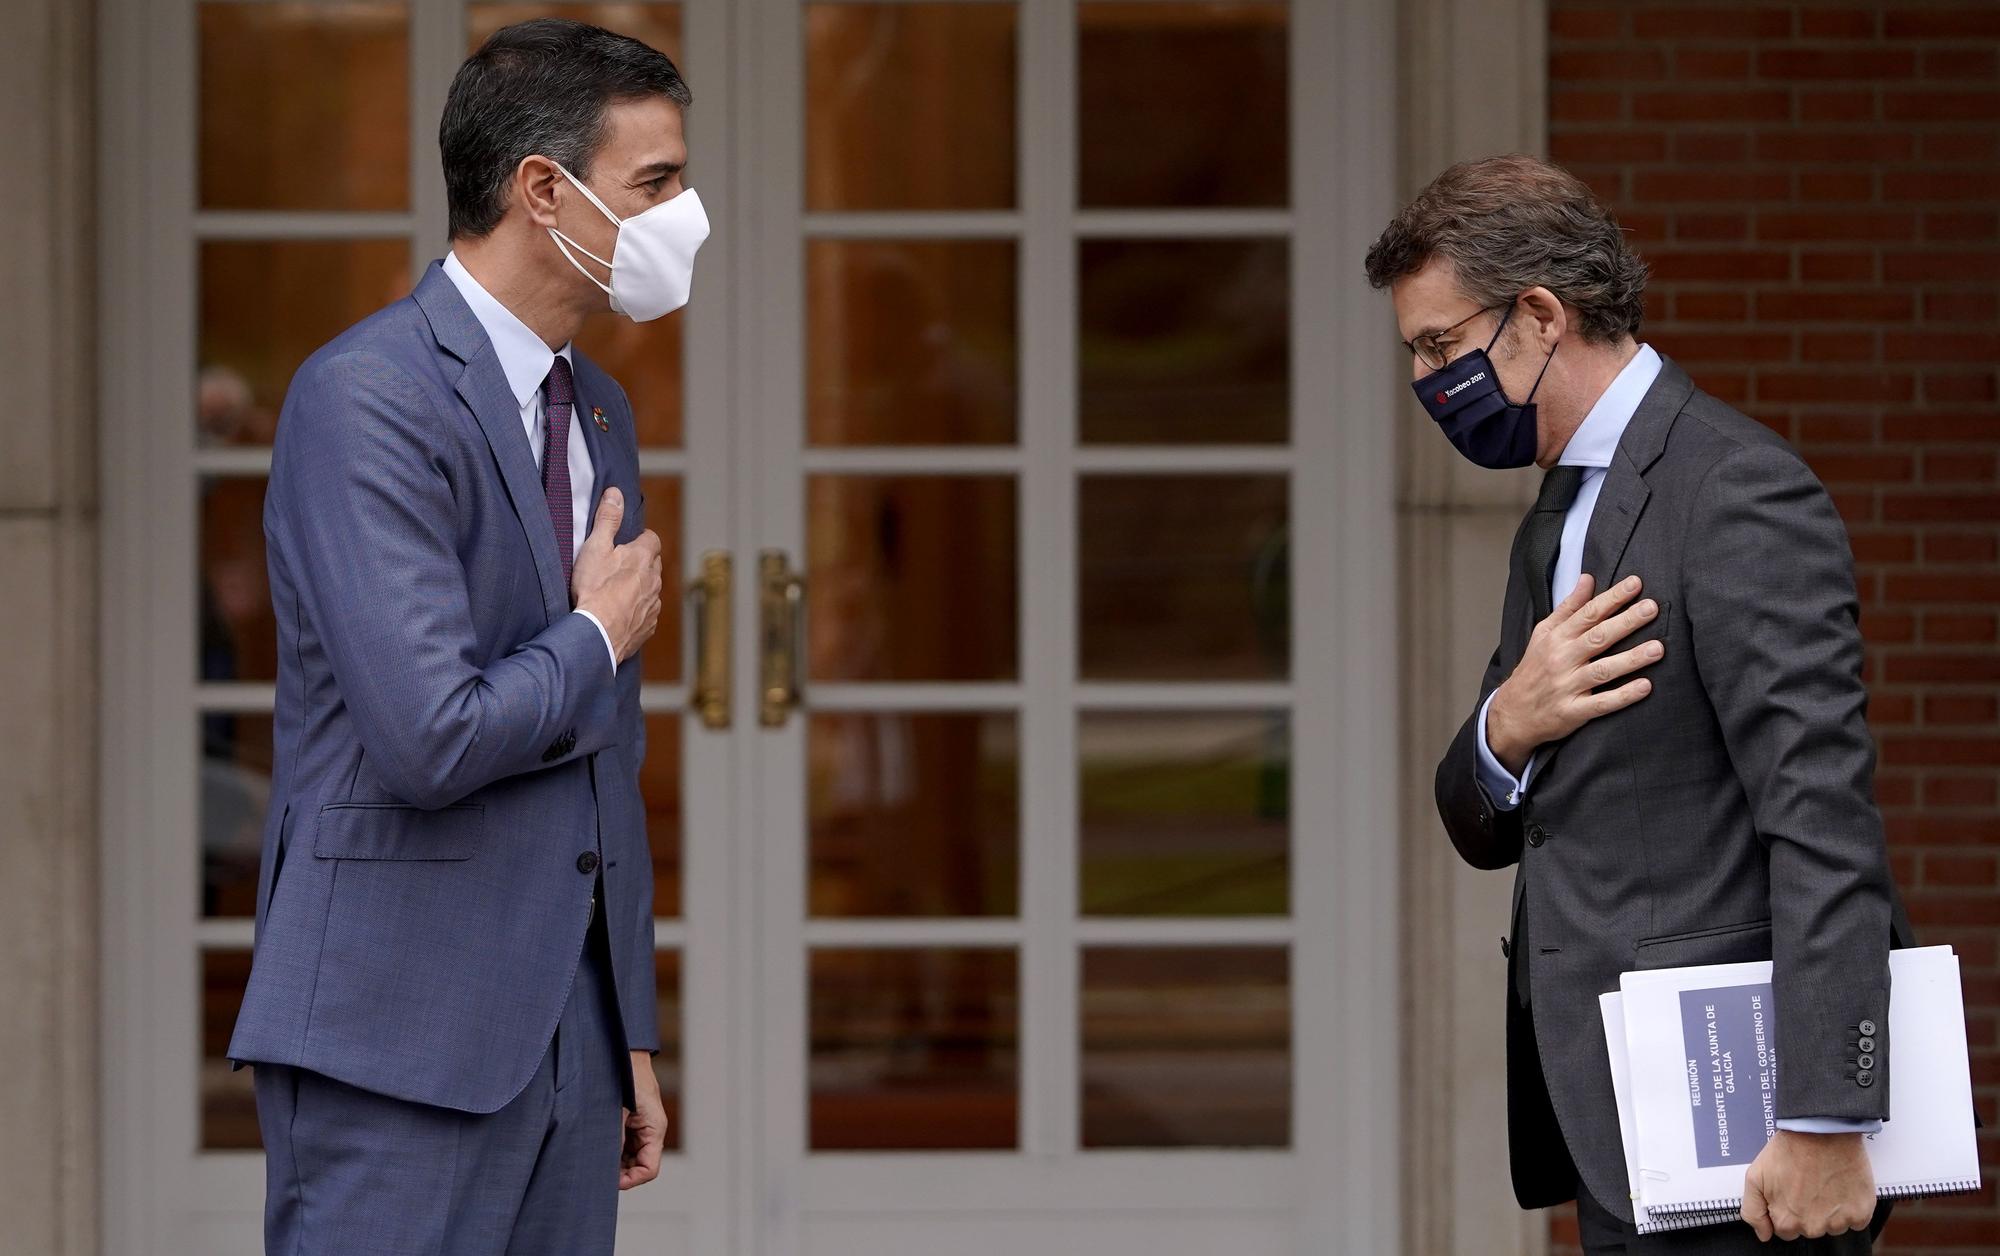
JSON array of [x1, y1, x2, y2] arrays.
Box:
[[1602, 945, 1980, 1234]]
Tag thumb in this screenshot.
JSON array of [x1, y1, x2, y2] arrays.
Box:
[[588, 487, 624, 548]]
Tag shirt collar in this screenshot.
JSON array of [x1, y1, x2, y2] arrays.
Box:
[[442, 251, 573, 410], [1556, 343, 1662, 471]]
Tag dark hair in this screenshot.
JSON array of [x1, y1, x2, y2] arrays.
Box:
[[441, 18, 692, 240], [1363, 154, 1648, 345]]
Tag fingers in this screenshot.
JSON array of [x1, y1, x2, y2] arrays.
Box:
[[1741, 1170, 1773, 1242], [1548, 572, 1595, 625], [1581, 676, 1652, 719], [586, 487, 625, 551], [1581, 640, 1665, 690], [1575, 598, 1661, 656], [1564, 574, 1643, 636]]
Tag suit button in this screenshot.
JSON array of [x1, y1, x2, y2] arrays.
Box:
[[1856, 1053, 1874, 1070], [1856, 1069, 1873, 1087], [1858, 1019, 1876, 1037], [577, 851, 600, 874], [1526, 825, 1547, 848], [1857, 1036, 1875, 1053], [1500, 936, 1512, 959]]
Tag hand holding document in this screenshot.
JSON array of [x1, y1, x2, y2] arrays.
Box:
[[1600, 945, 1981, 1235]]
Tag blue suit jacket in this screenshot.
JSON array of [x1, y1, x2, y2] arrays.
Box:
[[225, 262, 658, 1114]]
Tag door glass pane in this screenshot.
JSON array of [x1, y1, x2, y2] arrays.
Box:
[[1078, 239, 1289, 444], [805, 4, 1018, 211], [201, 949, 259, 1150], [1080, 946, 1289, 1148], [636, 475, 684, 686], [200, 241, 411, 446], [1078, 475, 1288, 680], [1078, 3, 1289, 208], [1079, 711, 1288, 916], [202, 713, 274, 919], [200, 477, 276, 684], [807, 476, 1018, 682], [809, 713, 1018, 917], [638, 714, 683, 919], [469, 3, 682, 59], [808, 240, 1018, 446], [650, 949, 684, 1151], [810, 948, 1018, 1150], [199, 3, 409, 211]]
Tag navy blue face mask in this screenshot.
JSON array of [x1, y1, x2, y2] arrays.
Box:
[[1411, 302, 1558, 470]]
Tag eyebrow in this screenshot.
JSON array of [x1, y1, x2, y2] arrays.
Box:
[[631, 159, 685, 182]]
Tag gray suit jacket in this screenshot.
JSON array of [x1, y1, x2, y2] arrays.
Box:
[[226, 262, 658, 1114], [1435, 355, 1913, 1222]]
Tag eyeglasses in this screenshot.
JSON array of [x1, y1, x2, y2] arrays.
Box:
[[1403, 303, 1504, 372]]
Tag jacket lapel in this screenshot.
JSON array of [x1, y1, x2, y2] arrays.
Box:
[[413, 263, 571, 627]]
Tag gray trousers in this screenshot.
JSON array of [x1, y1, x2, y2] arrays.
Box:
[[252, 886, 630, 1255], [1576, 1179, 1888, 1256]]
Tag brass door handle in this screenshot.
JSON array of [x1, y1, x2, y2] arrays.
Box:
[[686, 550, 731, 730], [759, 549, 806, 727]]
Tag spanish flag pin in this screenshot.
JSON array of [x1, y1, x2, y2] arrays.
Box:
[[592, 406, 609, 432]]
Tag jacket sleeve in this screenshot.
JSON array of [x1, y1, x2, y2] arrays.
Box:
[[1683, 442, 1892, 1121], [274, 350, 619, 810], [1436, 643, 1527, 872]]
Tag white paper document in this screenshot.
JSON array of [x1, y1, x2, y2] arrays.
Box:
[[1601, 945, 1980, 1233]]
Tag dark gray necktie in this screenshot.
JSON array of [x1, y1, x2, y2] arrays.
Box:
[[1516, 465, 1587, 623], [1508, 465, 1585, 1009]]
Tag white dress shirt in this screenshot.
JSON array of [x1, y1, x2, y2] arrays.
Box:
[[442, 252, 617, 671], [1471, 342, 1876, 1136]]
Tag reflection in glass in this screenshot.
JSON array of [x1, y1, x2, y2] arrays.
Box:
[[200, 477, 277, 684], [810, 714, 1019, 917], [651, 949, 684, 1151], [1078, 3, 1289, 208], [810, 949, 1018, 1149], [1078, 239, 1289, 444], [808, 240, 1017, 446], [202, 713, 274, 919], [200, 3, 409, 211], [638, 715, 683, 918], [1078, 475, 1288, 680], [805, 4, 1017, 211], [635, 476, 684, 686], [807, 476, 1017, 682], [469, 3, 681, 61], [1081, 946, 1289, 1148], [202, 949, 259, 1149], [199, 241, 411, 445], [1080, 712, 1288, 916]]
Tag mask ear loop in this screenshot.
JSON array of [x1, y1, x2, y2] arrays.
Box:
[[545, 158, 623, 297], [1523, 338, 1559, 404]]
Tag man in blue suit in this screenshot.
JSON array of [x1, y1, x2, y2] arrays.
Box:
[[225, 19, 709, 1252]]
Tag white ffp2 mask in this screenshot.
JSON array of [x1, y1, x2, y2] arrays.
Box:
[[547, 160, 709, 322]]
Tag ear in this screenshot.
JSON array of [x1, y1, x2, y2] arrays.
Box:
[[516, 155, 565, 230], [1517, 285, 1568, 351]]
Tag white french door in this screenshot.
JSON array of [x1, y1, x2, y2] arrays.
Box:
[[99, 1, 1401, 1253]]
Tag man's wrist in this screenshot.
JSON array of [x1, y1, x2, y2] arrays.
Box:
[[1486, 687, 1534, 777]]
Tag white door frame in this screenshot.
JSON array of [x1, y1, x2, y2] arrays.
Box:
[[97, 0, 1402, 1251], [734, 1, 1402, 1252]]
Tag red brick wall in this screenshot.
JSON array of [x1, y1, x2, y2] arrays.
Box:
[[1546, 3, 1999, 1252]]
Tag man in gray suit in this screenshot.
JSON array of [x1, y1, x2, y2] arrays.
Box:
[[1368, 155, 1910, 1252], [225, 19, 708, 1252]]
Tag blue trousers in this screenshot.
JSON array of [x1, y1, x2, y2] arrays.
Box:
[[253, 884, 631, 1255]]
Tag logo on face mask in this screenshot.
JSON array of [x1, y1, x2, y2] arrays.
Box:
[[1440, 371, 1487, 403], [1409, 303, 1557, 471]]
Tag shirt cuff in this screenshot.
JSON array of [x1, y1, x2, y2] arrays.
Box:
[[1775, 1117, 1883, 1135], [1476, 692, 1536, 811], [573, 609, 618, 672]]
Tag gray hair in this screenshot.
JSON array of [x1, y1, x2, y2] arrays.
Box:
[[1363, 154, 1648, 345]]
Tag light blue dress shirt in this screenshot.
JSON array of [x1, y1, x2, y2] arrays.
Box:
[[1473, 343, 1876, 1137]]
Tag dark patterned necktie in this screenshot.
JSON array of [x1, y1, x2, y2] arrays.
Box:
[[1516, 465, 1587, 623], [542, 356, 576, 600]]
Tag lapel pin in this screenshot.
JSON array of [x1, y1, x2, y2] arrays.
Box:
[[591, 406, 610, 432]]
